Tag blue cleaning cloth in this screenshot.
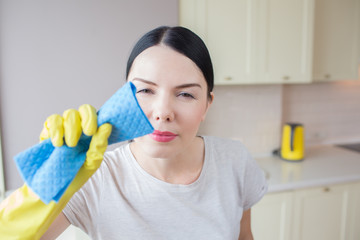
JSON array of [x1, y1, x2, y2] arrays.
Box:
[[14, 82, 154, 204]]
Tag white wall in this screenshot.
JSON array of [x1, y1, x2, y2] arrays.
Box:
[[198, 84, 283, 156], [0, 0, 178, 190], [199, 81, 360, 157], [282, 80, 360, 146]]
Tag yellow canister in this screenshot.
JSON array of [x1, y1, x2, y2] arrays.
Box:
[[280, 123, 304, 161]]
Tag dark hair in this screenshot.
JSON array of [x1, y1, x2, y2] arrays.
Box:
[[126, 26, 214, 99]]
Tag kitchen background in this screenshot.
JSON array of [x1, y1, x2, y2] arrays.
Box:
[[0, 0, 359, 195]]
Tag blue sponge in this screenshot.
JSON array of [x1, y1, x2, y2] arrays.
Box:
[[14, 82, 153, 204]]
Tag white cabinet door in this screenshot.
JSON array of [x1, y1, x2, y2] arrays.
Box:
[[313, 0, 360, 81], [347, 182, 360, 240], [179, 0, 315, 84], [180, 0, 254, 85], [251, 191, 293, 240], [252, 0, 314, 84], [205, 0, 254, 85], [291, 184, 350, 240]]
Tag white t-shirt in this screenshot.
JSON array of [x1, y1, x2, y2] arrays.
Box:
[[63, 136, 268, 240]]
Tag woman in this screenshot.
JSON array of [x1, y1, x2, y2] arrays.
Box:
[[2, 26, 267, 239]]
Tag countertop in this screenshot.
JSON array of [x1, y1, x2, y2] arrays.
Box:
[[255, 145, 360, 193]]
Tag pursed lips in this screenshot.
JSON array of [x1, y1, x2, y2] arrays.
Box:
[[150, 130, 178, 142]]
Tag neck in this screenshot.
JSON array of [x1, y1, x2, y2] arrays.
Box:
[[130, 137, 205, 185]]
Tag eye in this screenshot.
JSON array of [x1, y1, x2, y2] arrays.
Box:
[[178, 92, 195, 99], [136, 88, 154, 94]]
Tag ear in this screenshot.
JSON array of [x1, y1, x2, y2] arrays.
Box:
[[201, 92, 214, 121]]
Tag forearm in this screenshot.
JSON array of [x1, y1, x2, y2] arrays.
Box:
[[40, 212, 71, 240], [238, 209, 253, 240], [0, 185, 65, 239], [0, 167, 93, 240], [238, 233, 254, 240]]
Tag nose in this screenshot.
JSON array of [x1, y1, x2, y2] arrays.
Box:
[[152, 96, 175, 122]]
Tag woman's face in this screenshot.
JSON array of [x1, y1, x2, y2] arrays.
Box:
[[128, 45, 213, 159]]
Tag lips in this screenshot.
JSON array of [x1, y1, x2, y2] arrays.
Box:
[[150, 130, 177, 142]]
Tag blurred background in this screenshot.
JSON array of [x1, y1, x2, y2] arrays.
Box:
[[0, 1, 359, 239]]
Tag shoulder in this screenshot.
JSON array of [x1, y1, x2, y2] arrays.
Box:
[[203, 135, 250, 159], [203, 136, 258, 177], [202, 136, 268, 206]]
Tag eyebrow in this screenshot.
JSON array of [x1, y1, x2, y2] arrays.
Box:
[[132, 78, 157, 86], [132, 78, 202, 89]]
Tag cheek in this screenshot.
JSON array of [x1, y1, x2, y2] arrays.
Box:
[[178, 104, 207, 130]]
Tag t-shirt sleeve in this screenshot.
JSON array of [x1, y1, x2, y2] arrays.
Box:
[[62, 159, 104, 236], [241, 146, 268, 210]]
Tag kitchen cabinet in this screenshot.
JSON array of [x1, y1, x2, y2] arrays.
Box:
[[251, 191, 293, 240], [179, 0, 254, 84], [179, 0, 315, 84], [347, 181, 360, 240], [313, 0, 360, 81], [252, 0, 314, 84], [292, 184, 351, 240], [179, 0, 360, 84], [251, 181, 360, 240]]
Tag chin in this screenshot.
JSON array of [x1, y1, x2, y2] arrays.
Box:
[[134, 136, 182, 158]]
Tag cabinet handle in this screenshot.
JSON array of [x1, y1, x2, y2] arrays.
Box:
[[283, 76, 290, 81], [325, 74, 331, 79], [224, 76, 233, 81], [323, 187, 330, 192]]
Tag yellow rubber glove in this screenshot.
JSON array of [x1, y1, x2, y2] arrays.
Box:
[[0, 104, 112, 240]]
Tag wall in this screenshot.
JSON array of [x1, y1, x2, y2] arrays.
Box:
[[199, 80, 360, 157], [282, 80, 360, 146], [198, 84, 283, 156], [0, 0, 178, 190]]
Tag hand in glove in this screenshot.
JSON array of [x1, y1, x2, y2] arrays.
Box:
[[0, 104, 112, 240]]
